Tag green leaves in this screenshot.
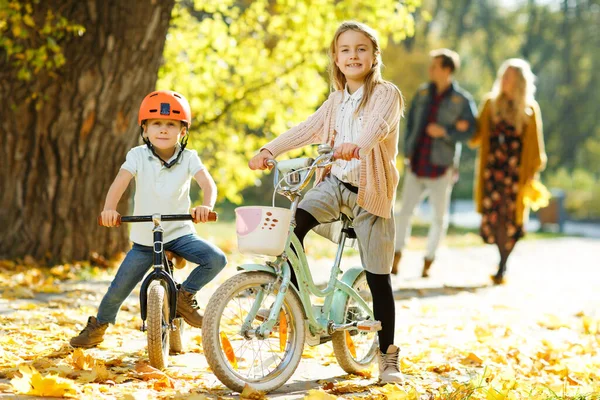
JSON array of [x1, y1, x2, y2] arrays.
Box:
[[0, 2, 85, 82], [159, 0, 418, 203]]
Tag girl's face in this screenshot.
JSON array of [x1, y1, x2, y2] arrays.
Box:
[[144, 119, 185, 151], [501, 67, 518, 97], [335, 30, 375, 84]]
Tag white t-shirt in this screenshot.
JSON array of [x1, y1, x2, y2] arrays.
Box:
[[331, 84, 363, 186], [120, 145, 205, 246]]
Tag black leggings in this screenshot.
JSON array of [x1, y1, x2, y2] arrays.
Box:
[[291, 208, 395, 352]]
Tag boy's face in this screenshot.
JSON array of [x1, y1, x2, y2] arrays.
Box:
[[335, 30, 375, 83], [143, 119, 185, 151]]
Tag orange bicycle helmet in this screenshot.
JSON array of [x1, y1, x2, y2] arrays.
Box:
[[138, 90, 192, 126]]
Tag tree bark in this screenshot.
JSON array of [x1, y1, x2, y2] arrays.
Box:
[[0, 0, 175, 263]]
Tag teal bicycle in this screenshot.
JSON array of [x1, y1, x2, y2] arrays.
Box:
[[202, 145, 380, 392]]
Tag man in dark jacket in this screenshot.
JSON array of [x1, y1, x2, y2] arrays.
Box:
[[393, 49, 476, 277]]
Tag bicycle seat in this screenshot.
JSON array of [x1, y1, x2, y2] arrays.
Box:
[[340, 205, 354, 220], [165, 251, 187, 269]]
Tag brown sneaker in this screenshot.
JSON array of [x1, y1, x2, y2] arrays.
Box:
[[176, 289, 203, 328], [391, 251, 402, 275], [69, 316, 108, 348], [422, 258, 434, 278]]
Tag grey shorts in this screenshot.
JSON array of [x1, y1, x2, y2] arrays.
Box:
[[299, 175, 395, 274]]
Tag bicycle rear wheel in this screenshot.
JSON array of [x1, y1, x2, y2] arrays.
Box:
[[169, 318, 185, 354], [331, 271, 378, 374]]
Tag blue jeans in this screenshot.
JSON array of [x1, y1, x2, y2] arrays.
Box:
[[96, 234, 227, 324]]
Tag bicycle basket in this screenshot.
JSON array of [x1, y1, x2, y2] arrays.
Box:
[[235, 206, 293, 256]]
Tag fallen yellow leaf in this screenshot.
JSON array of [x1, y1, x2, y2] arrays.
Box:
[[71, 348, 96, 370], [240, 383, 266, 399], [11, 365, 78, 397], [463, 352, 484, 365], [303, 389, 338, 399], [135, 362, 174, 383]]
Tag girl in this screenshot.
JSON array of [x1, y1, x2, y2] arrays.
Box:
[[249, 21, 404, 383], [470, 59, 546, 284]]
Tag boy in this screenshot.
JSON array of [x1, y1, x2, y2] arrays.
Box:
[[70, 90, 227, 348]]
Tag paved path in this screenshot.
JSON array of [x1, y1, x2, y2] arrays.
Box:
[[1, 237, 599, 399]]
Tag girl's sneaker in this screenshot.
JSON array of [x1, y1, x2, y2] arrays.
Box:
[[378, 345, 404, 383]]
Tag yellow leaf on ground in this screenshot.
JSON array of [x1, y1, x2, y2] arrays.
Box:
[[78, 363, 112, 383], [240, 383, 266, 399], [2, 286, 35, 299], [474, 325, 494, 341], [71, 348, 96, 370], [582, 316, 598, 334], [152, 375, 175, 390], [303, 389, 338, 399], [379, 383, 419, 400], [134, 362, 175, 387], [14, 303, 37, 310], [463, 352, 484, 365], [538, 314, 569, 330], [11, 365, 78, 397], [328, 382, 367, 395], [0, 383, 12, 392]]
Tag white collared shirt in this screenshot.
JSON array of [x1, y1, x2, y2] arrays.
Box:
[[331, 84, 364, 186], [120, 145, 205, 246]]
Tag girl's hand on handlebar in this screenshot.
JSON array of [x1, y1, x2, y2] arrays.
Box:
[[333, 143, 360, 161], [191, 206, 212, 223], [248, 149, 275, 170], [100, 210, 121, 227]]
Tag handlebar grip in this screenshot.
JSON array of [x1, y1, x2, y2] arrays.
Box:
[[97, 215, 122, 227], [331, 147, 361, 161], [189, 211, 219, 223], [207, 211, 218, 222]]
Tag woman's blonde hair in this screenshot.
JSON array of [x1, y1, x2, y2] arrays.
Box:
[[328, 21, 402, 116], [490, 58, 537, 132]]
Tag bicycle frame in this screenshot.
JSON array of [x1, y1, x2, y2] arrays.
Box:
[[115, 214, 179, 332], [240, 147, 374, 339], [139, 215, 178, 331]]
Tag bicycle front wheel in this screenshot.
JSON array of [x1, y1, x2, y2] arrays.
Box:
[[147, 281, 170, 369], [202, 271, 305, 393], [331, 271, 378, 374]]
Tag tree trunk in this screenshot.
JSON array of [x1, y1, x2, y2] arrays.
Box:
[[0, 0, 175, 263]]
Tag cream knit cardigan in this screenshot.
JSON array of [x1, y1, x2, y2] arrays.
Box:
[[263, 82, 402, 218]]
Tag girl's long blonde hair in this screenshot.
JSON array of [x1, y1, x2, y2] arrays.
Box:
[[328, 21, 402, 116], [490, 58, 537, 132]]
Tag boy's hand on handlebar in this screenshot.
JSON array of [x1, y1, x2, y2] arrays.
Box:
[[191, 206, 212, 223], [333, 143, 360, 161], [100, 210, 121, 227], [248, 149, 274, 170]]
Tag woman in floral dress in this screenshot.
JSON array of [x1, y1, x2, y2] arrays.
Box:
[[470, 59, 546, 284]]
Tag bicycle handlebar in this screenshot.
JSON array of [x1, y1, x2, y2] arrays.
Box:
[[97, 212, 218, 227]]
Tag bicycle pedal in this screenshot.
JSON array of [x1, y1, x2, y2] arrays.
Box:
[[357, 320, 381, 332]]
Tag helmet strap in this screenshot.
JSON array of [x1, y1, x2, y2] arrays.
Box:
[[139, 126, 189, 169]]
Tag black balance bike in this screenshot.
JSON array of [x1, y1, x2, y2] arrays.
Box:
[[98, 212, 216, 369]]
